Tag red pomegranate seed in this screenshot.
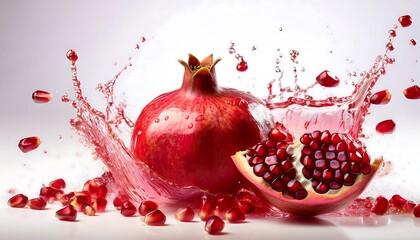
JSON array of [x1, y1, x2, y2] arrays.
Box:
[[83, 205, 96, 216], [59, 192, 75, 206], [205, 216, 225, 235], [370, 89, 391, 105], [175, 206, 195, 222], [375, 119, 396, 134], [404, 201, 417, 213], [389, 194, 407, 209], [121, 201, 137, 217], [39, 186, 59, 203], [32, 90, 52, 103], [372, 196, 389, 215], [316, 70, 340, 87], [56, 205, 77, 221], [144, 209, 166, 226], [18, 136, 41, 153], [92, 197, 107, 213], [66, 49, 78, 63], [398, 15, 412, 28], [70, 195, 90, 212], [403, 85, 420, 99], [413, 204, 420, 217], [49, 178, 66, 190], [237, 201, 255, 214], [410, 39, 417, 46], [8, 194, 28, 208], [236, 60, 248, 72], [83, 178, 108, 199], [199, 196, 215, 221], [225, 207, 245, 223], [138, 200, 159, 216], [113, 196, 123, 210], [28, 198, 47, 210]]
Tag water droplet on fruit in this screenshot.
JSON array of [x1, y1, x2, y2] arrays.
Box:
[[164, 116, 169, 121], [154, 118, 160, 123], [375, 119, 396, 134], [66, 49, 78, 63], [398, 15, 412, 28], [195, 115, 204, 122], [185, 115, 190, 120], [188, 123, 193, 129]]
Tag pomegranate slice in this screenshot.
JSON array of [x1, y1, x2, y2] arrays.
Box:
[[232, 127, 383, 216]]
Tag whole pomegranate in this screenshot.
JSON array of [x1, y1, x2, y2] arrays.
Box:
[[232, 124, 383, 216], [131, 54, 273, 193]]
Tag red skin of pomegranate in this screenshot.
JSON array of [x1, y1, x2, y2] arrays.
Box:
[[131, 54, 273, 193]]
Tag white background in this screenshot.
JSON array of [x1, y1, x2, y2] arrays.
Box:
[[1, 0, 420, 239]]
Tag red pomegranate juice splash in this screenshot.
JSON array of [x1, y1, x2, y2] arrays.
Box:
[[63, 15, 414, 216]]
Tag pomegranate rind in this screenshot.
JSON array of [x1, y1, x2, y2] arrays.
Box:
[[232, 151, 383, 216]]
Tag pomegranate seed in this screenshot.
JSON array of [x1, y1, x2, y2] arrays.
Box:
[[372, 196, 389, 215], [199, 196, 215, 221], [404, 201, 417, 213], [413, 204, 420, 217], [70, 195, 90, 212], [205, 216, 225, 235], [18, 136, 41, 153], [389, 194, 407, 209], [7, 194, 28, 208], [370, 89, 391, 105], [39, 186, 59, 203], [59, 192, 75, 206], [83, 178, 108, 199], [66, 49, 78, 63], [83, 205, 96, 216], [121, 201, 137, 217], [32, 90, 52, 103], [225, 207, 246, 223], [213, 205, 226, 220], [316, 70, 340, 87], [49, 178, 66, 190], [144, 209, 166, 226], [409, 39, 417, 46], [56, 205, 77, 221], [398, 15, 412, 28], [237, 201, 255, 214], [113, 196, 123, 210], [403, 85, 420, 99], [375, 119, 396, 134], [92, 197, 107, 213], [138, 200, 159, 216], [28, 198, 47, 210], [236, 60, 248, 72], [175, 206, 195, 222]]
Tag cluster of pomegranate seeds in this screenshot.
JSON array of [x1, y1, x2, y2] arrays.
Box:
[[175, 206, 195, 222], [144, 209, 167, 226], [375, 119, 396, 134], [18, 136, 41, 153], [403, 85, 420, 99], [370, 89, 392, 105], [32, 90, 52, 103], [315, 70, 340, 87], [204, 216, 225, 235], [300, 130, 371, 194]]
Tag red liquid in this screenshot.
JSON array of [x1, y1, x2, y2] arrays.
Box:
[[62, 15, 413, 214]]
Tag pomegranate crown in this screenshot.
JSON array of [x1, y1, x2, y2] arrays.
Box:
[[179, 54, 221, 94]]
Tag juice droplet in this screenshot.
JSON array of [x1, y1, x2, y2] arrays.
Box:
[[164, 116, 169, 121], [375, 119, 396, 134], [386, 43, 395, 51], [141, 37, 146, 42], [32, 90, 52, 103], [66, 49, 78, 63], [398, 15, 412, 28], [154, 118, 160, 123], [315, 70, 340, 87], [409, 39, 417, 46], [289, 49, 299, 64], [18, 136, 41, 153], [388, 29, 397, 37], [236, 60, 248, 72], [228, 42, 236, 54], [188, 123, 193, 129], [403, 85, 420, 99], [370, 89, 391, 105]]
